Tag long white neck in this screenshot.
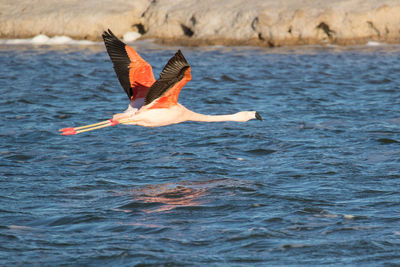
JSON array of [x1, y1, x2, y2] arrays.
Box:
[[183, 107, 257, 122], [187, 112, 239, 122]]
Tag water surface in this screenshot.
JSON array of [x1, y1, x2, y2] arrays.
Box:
[[1, 42, 400, 265]]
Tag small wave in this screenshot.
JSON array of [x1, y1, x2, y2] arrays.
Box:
[[245, 149, 276, 155], [377, 138, 399, 144], [0, 34, 98, 45], [7, 225, 37, 231], [220, 74, 236, 82], [279, 243, 310, 250]]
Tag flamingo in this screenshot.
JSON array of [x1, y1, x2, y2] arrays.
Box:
[[60, 29, 262, 135]]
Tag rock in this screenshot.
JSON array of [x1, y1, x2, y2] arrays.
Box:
[[0, 0, 150, 40], [1, 0, 399, 46]]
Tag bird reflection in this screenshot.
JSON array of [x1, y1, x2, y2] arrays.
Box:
[[136, 184, 206, 213], [126, 179, 228, 213]]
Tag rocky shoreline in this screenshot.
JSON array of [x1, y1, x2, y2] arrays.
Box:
[[1, 0, 400, 47]]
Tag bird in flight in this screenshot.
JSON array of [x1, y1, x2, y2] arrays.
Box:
[[60, 29, 262, 135]]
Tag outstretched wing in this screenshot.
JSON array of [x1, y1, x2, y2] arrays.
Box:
[[144, 50, 191, 109], [102, 29, 155, 100]]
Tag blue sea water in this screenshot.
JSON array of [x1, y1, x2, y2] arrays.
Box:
[[1, 41, 400, 266]]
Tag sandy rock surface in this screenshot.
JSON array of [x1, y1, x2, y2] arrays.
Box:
[[0, 0, 149, 41], [1, 0, 399, 46]]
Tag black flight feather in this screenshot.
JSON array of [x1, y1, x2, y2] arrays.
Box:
[[144, 50, 190, 105], [102, 29, 133, 99]]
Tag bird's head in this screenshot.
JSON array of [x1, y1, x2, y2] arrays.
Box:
[[235, 111, 263, 122]]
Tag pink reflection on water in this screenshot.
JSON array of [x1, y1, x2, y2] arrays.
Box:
[[129, 179, 229, 213], [134, 183, 207, 213]]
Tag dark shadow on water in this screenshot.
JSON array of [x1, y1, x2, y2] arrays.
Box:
[[377, 138, 399, 144]]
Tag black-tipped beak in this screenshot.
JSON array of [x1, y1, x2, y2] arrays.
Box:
[[255, 112, 262, 121]]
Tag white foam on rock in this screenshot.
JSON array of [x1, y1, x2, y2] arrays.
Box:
[[123, 31, 141, 43], [0, 34, 98, 45], [366, 41, 386, 46]]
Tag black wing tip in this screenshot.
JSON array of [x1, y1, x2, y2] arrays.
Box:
[[158, 50, 190, 81], [144, 50, 190, 106], [102, 29, 113, 40], [102, 29, 115, 37], [102, 29, 126, 46], [175, 50, 188, 64], [101, 29, 132, 99]]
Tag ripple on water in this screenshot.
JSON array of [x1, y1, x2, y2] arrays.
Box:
[[244, 148, 277, 156], [377, 138, 400, 144]]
